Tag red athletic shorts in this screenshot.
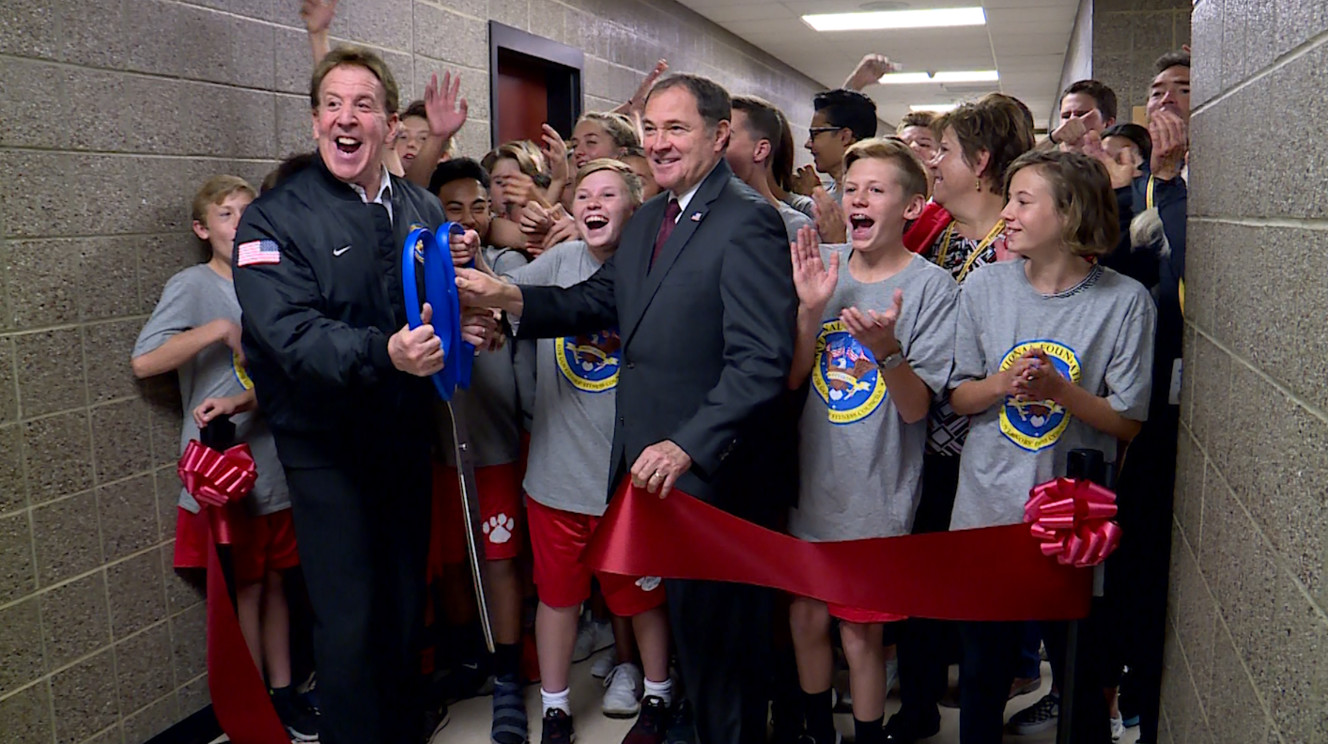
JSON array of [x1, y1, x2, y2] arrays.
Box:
[[828, 602, 907, 624], [429, 461, 524, 577], [525, 497, 666, 617], [172, 506, 299, 584]]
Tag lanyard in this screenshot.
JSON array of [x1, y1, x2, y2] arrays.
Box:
[[937, 219, 1005, 283], [1146, 175, 1156, 210]]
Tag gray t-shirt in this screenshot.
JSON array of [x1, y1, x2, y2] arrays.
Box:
[[777, 201, 815, 243], [438, 246, 528, 467], [782, 192, 816, 221], [948, 260, 1156, 531], [790, 249, 959, 541], [133, 264, 289, 515], [506, 241, 619, 516]]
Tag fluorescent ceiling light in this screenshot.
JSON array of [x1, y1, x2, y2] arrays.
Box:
[[910, 103, 959, 113], [802, 7, 986, 32], [877, 70, 1000, 85]]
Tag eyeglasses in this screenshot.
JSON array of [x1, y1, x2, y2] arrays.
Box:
[[807, 126, 845, 138]]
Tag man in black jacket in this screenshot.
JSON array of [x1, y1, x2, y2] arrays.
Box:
[[459, 74, 797, 744], [232, 46, 480, 744]]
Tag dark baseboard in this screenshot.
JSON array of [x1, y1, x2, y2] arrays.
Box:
[[144, 706, 222, 744]]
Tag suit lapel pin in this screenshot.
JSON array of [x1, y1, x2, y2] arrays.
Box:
[[690, 212, 703, 222]]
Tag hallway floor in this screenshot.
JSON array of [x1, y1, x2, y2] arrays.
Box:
[[432, 652, 1142, 744]]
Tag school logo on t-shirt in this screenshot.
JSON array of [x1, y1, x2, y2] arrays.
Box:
[[998, 340, 1082, 451], [232, 352, 254, 391], [556, 329, 621, 393], [812, 319, 887, 425]]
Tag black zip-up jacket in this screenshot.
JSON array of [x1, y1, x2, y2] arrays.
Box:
[[232, 157, 443, 465]]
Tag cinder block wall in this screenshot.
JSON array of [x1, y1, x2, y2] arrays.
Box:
[[1162, 1, 1328, 742], [1092, 0, 1191, 118], [0, 2, 824, 742]]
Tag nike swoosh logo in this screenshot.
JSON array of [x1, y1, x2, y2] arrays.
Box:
[[333, 245, 351, 256]]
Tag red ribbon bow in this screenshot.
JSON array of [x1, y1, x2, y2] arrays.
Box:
[[1024, 477, 1122, 567], [177, 440, 257, 509]]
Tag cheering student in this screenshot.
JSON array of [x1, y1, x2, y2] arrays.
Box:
[[131, 176, 317, 742], [786, 139, 959, 744], [946, 150, 1155, 744], [426, 157, 532, 744], [503, 160, 674, 744]]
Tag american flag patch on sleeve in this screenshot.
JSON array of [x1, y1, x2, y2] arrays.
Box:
[[236, 240, 281, 267]]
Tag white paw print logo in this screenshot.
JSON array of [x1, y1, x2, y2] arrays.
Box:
[[483, 513, 515, 544], [635, 576, 662, 592]]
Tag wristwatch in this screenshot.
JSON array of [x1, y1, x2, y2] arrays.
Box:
[[877, 349, 906, 371]]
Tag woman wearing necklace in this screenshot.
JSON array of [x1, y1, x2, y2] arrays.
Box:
[[885, 95, 1036, 744], [947, 150, 1156, 744]]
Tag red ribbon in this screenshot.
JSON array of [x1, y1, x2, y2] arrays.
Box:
[[177, 441, 289, 744], [1023, 477, 1122, 568], [583, 483, 1095, 621]]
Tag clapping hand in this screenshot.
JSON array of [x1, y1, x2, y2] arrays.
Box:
[[840, 289, 903, 360], [1011, 348, 1066, 401], [812, 187, 847, 244], [1149, 109, 1188, 181], [790, 225, 838, 313], [791, 165, 821, 196]]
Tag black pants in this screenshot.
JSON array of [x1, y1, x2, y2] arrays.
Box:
[[895, 454, 961, 728], [957, 621, 1022, 744], [668, 578, 773, 744], [1111, 405, 1179, 743], [283, 445, 432, 744]]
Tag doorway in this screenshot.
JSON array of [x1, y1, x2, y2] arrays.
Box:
[[489, 22, 585, 150]]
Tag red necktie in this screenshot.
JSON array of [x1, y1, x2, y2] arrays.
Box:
[[651, 198, 682, 269]]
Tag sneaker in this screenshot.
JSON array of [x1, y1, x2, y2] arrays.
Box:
[[622, 695, 671, 744], [270, 687, 319, 742], [492, 674, 529, 744], [540, 709, 574, 744], [1110, 714, 1125, 741], [664, 700, 696, 744], [296, 673, 320, 716], [572, 619, 614, 663], [603, 663, 645, 718], [590, 652, 616, 679], [1008, 693, 1059, 735], [882, 711, 940, 744], [422, 702, 451, 743], [1009, 675, 1041, 699]]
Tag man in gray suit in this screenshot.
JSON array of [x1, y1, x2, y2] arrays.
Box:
[[459, 74, 797, 744]]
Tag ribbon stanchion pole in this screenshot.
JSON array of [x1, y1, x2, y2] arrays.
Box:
[[178, 420, 289, 744]]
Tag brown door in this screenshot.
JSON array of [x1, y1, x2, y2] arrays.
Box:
[[496, 49, 550, 146]]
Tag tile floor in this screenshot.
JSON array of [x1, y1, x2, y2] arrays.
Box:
[[432, 652, 1141, 744]]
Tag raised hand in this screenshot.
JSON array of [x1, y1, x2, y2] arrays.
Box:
[[540, 123, 569, 185], [790, 224, 838, 313], [843, 53, 900, 91], [631, 59, 669, 112], [388, 302, 444, 376], [840, 289, 903, 360], [424, 71, 468, 141], [541, 210, 578, 251], [812, 186, 847, 244], [300, 0, 337, 35]]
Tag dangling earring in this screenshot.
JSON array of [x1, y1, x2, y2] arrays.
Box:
[[975, 177, 982, 192]]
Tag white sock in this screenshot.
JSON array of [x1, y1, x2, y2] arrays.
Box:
[[643, 677, 673, 706], [541, 687, 571, 715]]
